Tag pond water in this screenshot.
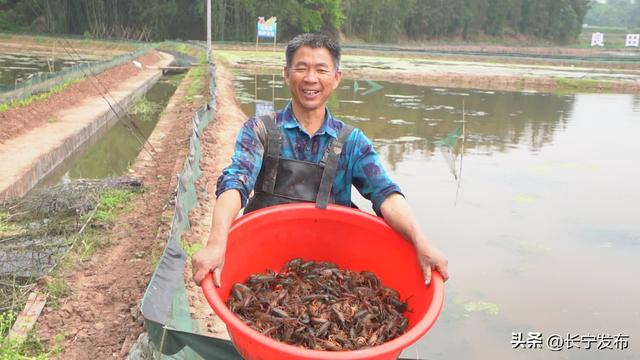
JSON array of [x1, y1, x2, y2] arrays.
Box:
[[37, 74, 183, 187], [234, 73, 640, 360], [0, 52, 100, 88]]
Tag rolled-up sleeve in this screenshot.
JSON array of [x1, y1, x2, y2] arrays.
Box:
[[215, 117, 264, 207], [350, 130, 403, 216]]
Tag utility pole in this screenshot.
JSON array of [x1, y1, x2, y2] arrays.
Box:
[[207, 0, 212, 61]]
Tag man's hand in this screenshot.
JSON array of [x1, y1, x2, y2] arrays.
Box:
[[379, 193, 450, 286], [417, 244, 449, 285], [192, 190, 242, 287], [192, 243, 226, 287]]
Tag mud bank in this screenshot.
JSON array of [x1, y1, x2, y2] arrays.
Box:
[[230, 62, 640, 94]]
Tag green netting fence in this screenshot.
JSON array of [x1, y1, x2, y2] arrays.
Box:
[[0, 44, 150, 104], [135, 42, 242, 360]]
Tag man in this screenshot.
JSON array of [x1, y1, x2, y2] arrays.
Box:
[[192, 33, 448, 288]]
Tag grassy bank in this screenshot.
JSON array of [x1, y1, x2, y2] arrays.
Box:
[[0, 186, 143, 358]]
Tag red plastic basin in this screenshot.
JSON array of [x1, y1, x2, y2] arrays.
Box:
[[202, 203, 444, 360]]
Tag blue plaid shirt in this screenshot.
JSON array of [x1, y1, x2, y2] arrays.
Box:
[[216, 102, 402, 216]]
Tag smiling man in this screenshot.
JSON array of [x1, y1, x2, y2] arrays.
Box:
[[192, 33, 448, 288]]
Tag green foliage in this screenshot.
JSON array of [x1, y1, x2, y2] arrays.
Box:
[[0, 0, 593, 44], [1, 310, 59, 359], [46, 278, 70, 299], [584, 0, 639, 28], [0, 79, 81, 113], [128, 95, 160, 117], [187, 65, 206, 100], [92, 189, 137, 223], [181, 240, 202, 258]]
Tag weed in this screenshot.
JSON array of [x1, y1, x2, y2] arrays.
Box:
[[1, 311, 59, 359], [46, 277, 70, 299], [181, 240, 202, 258], [90, 189, 139, 224], [0, 78, 81, 113], [555, 78, 615, 93], [0, 212, 23, 236], [128, 95, 160, 117], [187, 66, 205, 99]]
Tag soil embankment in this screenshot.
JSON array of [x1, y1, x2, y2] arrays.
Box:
[[0, 51, 161, 144], [0, 34, 136, 57], [215, 45, 640, 94], [181, 61, 248, 340], [231, 61, 640, 94], [35, 63, 209, 359]]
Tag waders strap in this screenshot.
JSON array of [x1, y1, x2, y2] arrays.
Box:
[[316, 125, 354, 209], [260, 115, 281, 193]]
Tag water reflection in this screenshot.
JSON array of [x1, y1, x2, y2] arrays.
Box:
[[235, 72, 640, 360], [234, 74, 574, 169]]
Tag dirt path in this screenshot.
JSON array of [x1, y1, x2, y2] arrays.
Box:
[[182, 61, 249, 340], [35, 65, 208, 359]]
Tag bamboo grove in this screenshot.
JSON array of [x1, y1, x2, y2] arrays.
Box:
[[0, 0, 595, 44]]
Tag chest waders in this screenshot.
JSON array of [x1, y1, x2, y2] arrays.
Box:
[[244, 115, 354, 213]]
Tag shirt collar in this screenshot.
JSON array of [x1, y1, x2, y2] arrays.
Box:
[[282, 102, 339, 139]]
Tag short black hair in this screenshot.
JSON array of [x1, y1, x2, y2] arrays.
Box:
[[285, 33, 341, 71]]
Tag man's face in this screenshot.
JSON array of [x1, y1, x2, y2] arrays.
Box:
[[284, 46, 342, 114]]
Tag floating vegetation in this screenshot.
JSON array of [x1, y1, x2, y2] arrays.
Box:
[[388, 119, 416, 125], [128, 95, 161, 117], [463, 301, 500, 316], [339, 115, 370, 122]]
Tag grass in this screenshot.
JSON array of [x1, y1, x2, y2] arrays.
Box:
[[0, 212, 23, 237], [0, 311, 49, 359], [0, 78, 81, 113], [0, 187, 143, 358], [555, 78, 616, 93], [185, 48, 209, 100], [181, 240, 202, 258], [45, 278, 70, 300], [91, 189, 138, 224], [186, 66, 205, 99]]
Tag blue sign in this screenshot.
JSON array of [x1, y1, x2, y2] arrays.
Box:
[[257, 17, 277, 38]]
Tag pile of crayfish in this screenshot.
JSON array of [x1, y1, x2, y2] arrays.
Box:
[[227, 258, 409, 351]]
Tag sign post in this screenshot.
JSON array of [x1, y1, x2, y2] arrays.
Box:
[[256, 17, 277, 51]]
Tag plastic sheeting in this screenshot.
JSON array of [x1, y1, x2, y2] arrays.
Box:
[[137, 42, 242, 360]]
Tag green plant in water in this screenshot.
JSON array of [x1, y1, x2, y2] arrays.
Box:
[[128, 95, 160, 117]]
